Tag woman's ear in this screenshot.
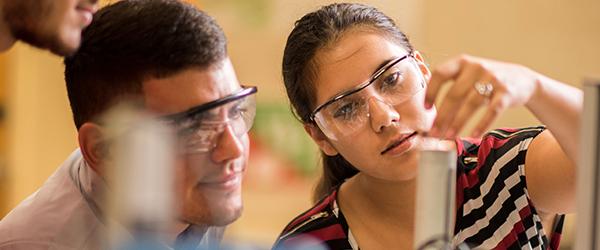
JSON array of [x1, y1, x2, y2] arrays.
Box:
[[412, 50, 432, 81], [303, 123, 339, 156], [78, 122, 107, 175]]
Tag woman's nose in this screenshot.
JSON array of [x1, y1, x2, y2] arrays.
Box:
[[368, 97, 400, 133]]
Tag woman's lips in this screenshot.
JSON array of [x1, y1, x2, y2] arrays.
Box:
[[381, 131, 419, 155]]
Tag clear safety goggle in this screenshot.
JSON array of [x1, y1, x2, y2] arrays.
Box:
[[161, 86, 257, 154], [309, 54, 425, 140]]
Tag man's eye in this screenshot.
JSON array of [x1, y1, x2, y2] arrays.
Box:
[[176, 123, 199, 138], [202, 109, 221, 120], [184, 124, 221, 141], [333, 102, 359, 120], [187, 131, 212, 145]]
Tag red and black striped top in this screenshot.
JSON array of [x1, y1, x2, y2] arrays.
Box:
[[273, 127, 565, 250]]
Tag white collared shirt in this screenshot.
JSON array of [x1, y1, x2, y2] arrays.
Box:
[[0, 149, 223, 250]]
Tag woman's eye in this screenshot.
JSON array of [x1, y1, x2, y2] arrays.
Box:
[[381, 71, 402, 89], [333, 102, 359, 120], [229, 103, 247, 119]]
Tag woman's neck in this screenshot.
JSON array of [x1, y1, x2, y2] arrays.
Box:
[[340, 172, 417, 225], [349, 173, 416, 215], [337, 171, 418, 249]]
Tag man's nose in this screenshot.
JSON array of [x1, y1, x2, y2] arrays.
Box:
[[210, 124, 244, 164], [368, 97, 400, 133]]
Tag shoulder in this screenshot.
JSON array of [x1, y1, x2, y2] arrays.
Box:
[[457, 126, 546, 161], [0, 241, 80, 250], [453, 127, 560, 249], [273, 188, 349, 249], [0, 153, 102, 249], [482, 126, 546, 145], [455, 127, 547, 205]]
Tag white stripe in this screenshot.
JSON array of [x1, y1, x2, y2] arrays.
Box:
[[519, 241, 533, 250], [453, 164, 526, 246], [462, 138, 533, 216], [487, 128, 543, 139], [332, 199, 340, 218], [335, 198, 359, 249], [523, 225, 540, 250], [348, 229, 360, 250], [529, 212, 546, 250], [459, 194, 530, 248], [278, 211, 329, 240]]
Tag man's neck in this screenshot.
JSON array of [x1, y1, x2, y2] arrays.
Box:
[[173, 223, 211, 249], [166, 221, 193, 246], [0, 1, 16, 52]]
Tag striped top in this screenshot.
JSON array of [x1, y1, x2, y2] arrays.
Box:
[[273, 127, 564, 250]]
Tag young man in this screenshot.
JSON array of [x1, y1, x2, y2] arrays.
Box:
[[0, 1, 255, 249]]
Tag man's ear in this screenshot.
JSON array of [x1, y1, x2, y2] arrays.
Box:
[[78, 122, 107, 175], [412, 50, 432, 81], [303, 123, 339, 156]]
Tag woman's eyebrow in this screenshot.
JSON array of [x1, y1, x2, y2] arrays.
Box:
[[370, 57, 396, 76]]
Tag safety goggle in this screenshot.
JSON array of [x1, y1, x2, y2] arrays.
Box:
[[161, 86, 257, 154], [309, 54, 425, 140]]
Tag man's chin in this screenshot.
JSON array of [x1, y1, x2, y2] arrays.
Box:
[[48, 41, 79, 56], [48, 31, 81, 56], [13, 27, 80, 56], [183, 204, 243, 227], [210, 206, 243, 226], [181, 188, 244, 226], [208, 195, 243, 226]]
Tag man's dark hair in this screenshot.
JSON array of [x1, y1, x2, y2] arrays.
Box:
[[64, 0, 227, 129]]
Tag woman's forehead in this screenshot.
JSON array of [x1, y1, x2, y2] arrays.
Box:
[[319, 30, 406, 65], [312, 32, 408, 104]]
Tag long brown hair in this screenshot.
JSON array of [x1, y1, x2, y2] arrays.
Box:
[[282, 3, 415, 203]]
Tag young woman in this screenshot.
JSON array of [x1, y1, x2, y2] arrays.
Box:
[[273, 3, 580, 250]]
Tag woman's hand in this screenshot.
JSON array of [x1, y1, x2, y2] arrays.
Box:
[[424, 54, 583, 215], [424, 54, 540, 139]]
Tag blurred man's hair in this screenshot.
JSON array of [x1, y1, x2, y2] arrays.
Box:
[[64, 0, 227, 129]]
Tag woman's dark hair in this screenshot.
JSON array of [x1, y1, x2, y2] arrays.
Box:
[[282, 3, 414, 202]]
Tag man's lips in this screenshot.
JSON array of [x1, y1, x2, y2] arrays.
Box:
[[75, 5, 96, 26], [381, 131, 419, 155], [198, 174, 241, 188], [76, 5, 97, 14]]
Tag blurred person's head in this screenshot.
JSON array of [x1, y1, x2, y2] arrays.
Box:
[[64, 0, 251, 227], [282, 3, 434, 202], [0, 0, 98, 55]]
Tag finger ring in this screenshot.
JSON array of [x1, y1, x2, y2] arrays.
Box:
[[474, 82, 494, 97]]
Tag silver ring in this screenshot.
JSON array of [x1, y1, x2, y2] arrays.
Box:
[[474, 82, 494, 97]]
